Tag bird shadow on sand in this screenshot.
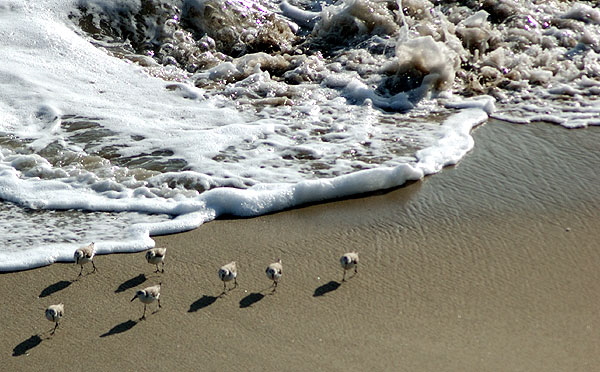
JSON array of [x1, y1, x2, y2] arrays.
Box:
[[188, 295, 219, 312], [239, 290, 272, 308], [115, 274, 147, 293], [313, 281, 341, 297], [100, 319, 138, 337], [13, 335, 43, 357], [39, 280, 73, 298]]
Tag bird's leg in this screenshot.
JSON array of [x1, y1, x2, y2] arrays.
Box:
[[157, 299, 162, 309], [155, 264, 160, 273], [350, 265, 358, 279], [342, 269, 347, 282], [91, 261, 97, 273], [51, 322, 58, 335], [233, 278, 238, 289], [78, 265, 84, 277], [161, 262, 165, 273], [141, 304, 147, 320]]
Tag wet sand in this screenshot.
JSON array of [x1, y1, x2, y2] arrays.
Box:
[[2, 120, 600, 371]]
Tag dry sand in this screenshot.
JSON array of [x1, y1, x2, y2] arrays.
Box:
[[2, 120, 600, 371]]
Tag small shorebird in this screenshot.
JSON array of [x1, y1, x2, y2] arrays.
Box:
[[145, 247, 167, 273], [218, 261, 238, 292], [265, 259, 282, 290], [131, 283, 162, 320], [340, 252, 359, 281], [45, 303, 64, 335], [74, 242, 97, 277]]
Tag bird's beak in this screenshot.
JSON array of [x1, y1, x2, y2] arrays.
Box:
[[130, 296, 136, 302]]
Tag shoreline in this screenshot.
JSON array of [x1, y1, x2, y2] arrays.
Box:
[[2, 120, 600, 371]]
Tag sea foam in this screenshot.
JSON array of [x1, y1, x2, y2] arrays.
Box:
[[0, 93, 492, 271]]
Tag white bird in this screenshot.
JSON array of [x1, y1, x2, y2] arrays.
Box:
[[145, 247, 167, 273], [74, 242, 97, 277], [218, 261, 238, 292], [265, 259, 283, 290], [340, 252, 359, 281], [45, 303, 64, 335], [131, 283, 162, 320]]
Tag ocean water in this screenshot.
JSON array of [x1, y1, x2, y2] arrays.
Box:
[[0, 0, 598, 271]]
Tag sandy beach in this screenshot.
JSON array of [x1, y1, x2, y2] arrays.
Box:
[[2, 119, 600, 371]]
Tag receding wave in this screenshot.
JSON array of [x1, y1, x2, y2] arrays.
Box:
[[0, 0, 598, 270]]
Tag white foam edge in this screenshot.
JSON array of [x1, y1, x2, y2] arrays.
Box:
[[0, 97, 493, 271]]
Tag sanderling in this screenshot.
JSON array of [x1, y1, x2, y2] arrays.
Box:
[[218, 261, 238, 292], [45, 303, 64, 335], [74, 242, 97, 277], [145, 247, 167, 273], [131, 283, 162, 320], [340, 252, 359, 281], [265, 259, 283, 290]]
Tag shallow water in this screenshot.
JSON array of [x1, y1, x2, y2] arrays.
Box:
[[0, 0, 598, 271]]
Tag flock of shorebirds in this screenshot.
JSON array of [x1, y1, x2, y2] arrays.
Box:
[[44, 242, 360, 335]]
